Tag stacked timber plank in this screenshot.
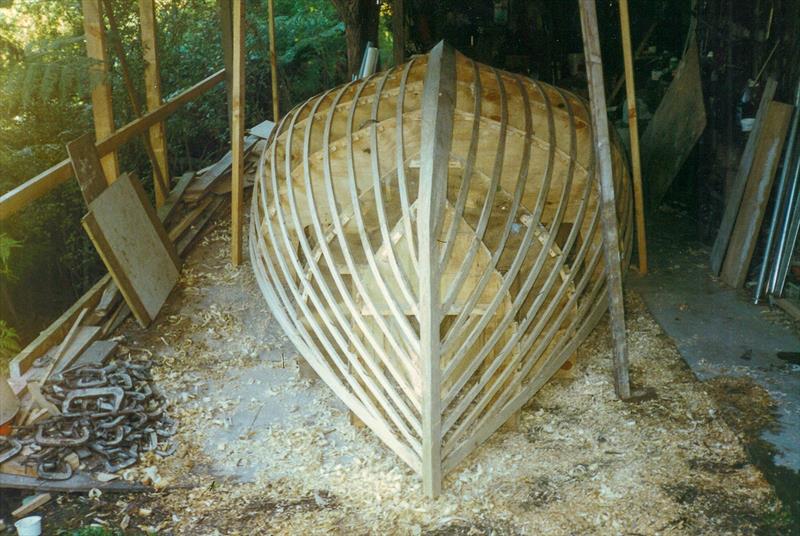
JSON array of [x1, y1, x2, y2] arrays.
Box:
[[711, 78, 796, 288]]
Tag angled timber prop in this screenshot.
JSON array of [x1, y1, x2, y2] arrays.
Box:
[[250, 41, 633, 496]]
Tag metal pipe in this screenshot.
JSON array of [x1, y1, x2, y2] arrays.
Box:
[[771, 150, 800, 296], [755, 79, 800, 302]]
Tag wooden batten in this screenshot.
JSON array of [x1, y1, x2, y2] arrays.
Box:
[[250, 42, 632, 496], [230, 0, 246, 265]]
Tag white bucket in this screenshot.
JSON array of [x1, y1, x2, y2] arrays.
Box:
[[14, 516, 42, 536]]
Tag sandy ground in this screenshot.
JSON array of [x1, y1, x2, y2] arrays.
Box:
[[90, 204, 789, 535]]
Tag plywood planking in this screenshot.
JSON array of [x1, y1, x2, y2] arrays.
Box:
[[82, 173, 180, 327], [640, 38, 706, 209], [720, 101, 793, 288]]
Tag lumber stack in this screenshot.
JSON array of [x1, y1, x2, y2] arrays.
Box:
[[711, 78, 798, 294]]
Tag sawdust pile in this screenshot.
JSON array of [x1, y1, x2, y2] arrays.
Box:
[[110, 210, 784, 535]]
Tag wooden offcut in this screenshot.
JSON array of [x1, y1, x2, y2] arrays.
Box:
[[11, 493, 51, 518], [640, 38, 706, 208], [66, 133, 106, 205], [82, 173, 180, 327], [720, 101, 793, 288]]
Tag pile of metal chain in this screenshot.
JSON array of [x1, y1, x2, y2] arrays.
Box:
[[10, 360, 176, 480]]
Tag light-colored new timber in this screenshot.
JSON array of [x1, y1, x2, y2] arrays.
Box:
[[250, 41, 633, 497]]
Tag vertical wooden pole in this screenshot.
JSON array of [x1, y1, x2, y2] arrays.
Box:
[[392, 0, 405, 66], [618, 0, 647, 274], [82, 0, 119, 183], [219, 0, 234, 124], [231, 0, 245, 265], [578, 0, 631, 400], [139, 0, 170, 207], [267, 0, 279, 121]]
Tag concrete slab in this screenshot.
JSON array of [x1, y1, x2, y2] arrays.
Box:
[[629, 206, 800, 472]]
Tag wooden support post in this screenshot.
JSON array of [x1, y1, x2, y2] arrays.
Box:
[[139, 0, 170, 207], [392, 0, 405, 66], [231, 0, 245, 265], [82, 0, 119, 183], [267, 0, 279, 121], [578, 0, 631, 400], [218, 0, 234, 124], [618, 0, 647, 274]]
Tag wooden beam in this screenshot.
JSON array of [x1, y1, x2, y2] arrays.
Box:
[[267, 0, 279, 121], [579, 0, 631, 399], [720, 101, 793, 288], [0, 69, 224, 219], [711, 78, 778, 273], [418, 41, 456, 498], [231, 0, 245, 265], [139, 0, 170, 207], [219, 0, 234, 123], [618, 0, 647, 274], [82, 0, 119, 182], [9, 274, 111, 378]]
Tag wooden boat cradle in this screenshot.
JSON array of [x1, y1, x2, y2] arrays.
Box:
[[249, 42, 633, 497]]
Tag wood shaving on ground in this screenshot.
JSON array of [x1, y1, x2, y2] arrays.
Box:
[[98, 201, 785, 535]]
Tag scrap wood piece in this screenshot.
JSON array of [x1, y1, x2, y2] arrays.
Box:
[[176, 197, 223, 255], [157, 170, 196, 224], [68, 339, 119, 370], [168, 196, 214, 243], [9, 274, 112, 379], [66, 133, 107, 205], [43, 326, 102, 379], [249, 118, 275, 140], [640, 37, 706, 209], [711, 78, 779, 274], [86, 281, 122, 324], [183, 135, 258, 202], [0, 472, 150, 493], [720, 101, 794, 288], [41, 308, 88, 382], [12, 493, 51, 518], [82, 172, 180, 328]]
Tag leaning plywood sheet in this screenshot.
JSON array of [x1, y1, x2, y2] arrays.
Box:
[[640, 38, 706, 208], [250, 41, 633, 497], [720, 101, 793, 288], [82, 173, 180, 327]]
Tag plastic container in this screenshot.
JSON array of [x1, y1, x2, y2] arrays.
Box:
[[14, 516, 42, 536]]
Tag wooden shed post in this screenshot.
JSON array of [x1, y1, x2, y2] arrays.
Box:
[[230, 0, 246, 265], [618, 0, 647, 274], [578, 0, 631, 399], [82, 0, 119, 183], [267, 0, 279, 121], [138, 0, 170, 207], [392, 0, 405, 66]]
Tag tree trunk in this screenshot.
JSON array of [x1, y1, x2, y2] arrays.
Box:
[[331, 0, 380, 78]]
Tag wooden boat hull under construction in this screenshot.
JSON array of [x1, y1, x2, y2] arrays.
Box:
[[250, 41, 633, 496]]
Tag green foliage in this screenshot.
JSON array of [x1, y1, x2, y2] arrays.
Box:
[[0, 0, 347, 345], [0, 319, 19, 360], [0, 233, 19, 278]]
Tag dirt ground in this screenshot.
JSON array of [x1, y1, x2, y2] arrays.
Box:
[[17, 203, 793, 535]]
